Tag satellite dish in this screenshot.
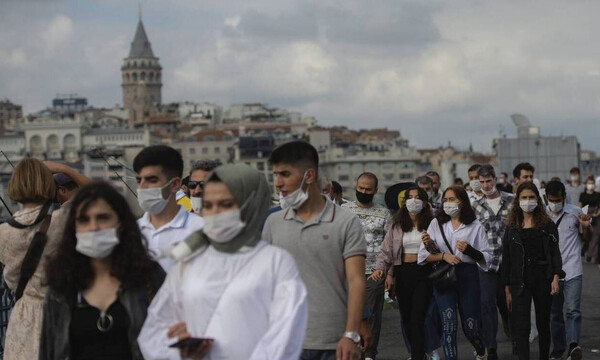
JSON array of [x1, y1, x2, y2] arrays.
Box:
[[511, 114, 531, 127]]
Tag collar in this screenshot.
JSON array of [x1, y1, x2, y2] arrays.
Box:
[[175, 189, 187, 201], [284, 196, 336, 224], [139, 205, 189, 230]]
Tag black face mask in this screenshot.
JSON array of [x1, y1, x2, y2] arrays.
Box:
[[356, 190, 374, 204]]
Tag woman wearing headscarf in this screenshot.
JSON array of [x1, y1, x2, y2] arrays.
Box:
[[138, 164, 308, 360]]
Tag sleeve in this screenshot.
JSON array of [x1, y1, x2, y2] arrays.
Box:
[[374, 226, 395, 272], [261, 216, 274, 245], [138, 265, 183, 360], [343, 215, 367, 259], [248, 252, 308, 360], [501, 230, 511, 286], [547, 224, 565, 279], [418, 220, 437, 264], [472, 222, 493, 271], [38, 294, 55, 360]]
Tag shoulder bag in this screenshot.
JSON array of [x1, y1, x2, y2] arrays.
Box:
[[427, 221, 457, 293]]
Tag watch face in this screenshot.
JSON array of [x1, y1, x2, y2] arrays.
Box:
[[345, 331, 360, 343]]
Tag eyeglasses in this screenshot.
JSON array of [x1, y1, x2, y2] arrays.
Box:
[[188, 181, 205, 189]]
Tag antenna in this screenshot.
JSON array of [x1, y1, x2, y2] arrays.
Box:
[[138, 2, 142, 20]]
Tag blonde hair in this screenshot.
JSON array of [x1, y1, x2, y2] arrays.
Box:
[[7, 158, 56, 203]]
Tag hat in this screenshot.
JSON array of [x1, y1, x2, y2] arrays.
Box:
[[384, 182, 417, 211], [54, 173, 75, 187]]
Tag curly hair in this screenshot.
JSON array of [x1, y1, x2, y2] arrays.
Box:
[[508, 181, 550, 229], [45, 181, 156, 294], [436, 185, 476, 225], [391, 186, 434, 233]]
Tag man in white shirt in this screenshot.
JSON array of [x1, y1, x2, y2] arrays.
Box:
[[468, 164, 484, 203], [426, 171, 442, 212], [133, 145, 205, 271], [545, 180, 590, 360], [565, 167, 585, 206]]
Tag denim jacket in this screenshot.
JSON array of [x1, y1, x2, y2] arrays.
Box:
[[38, 263, 165, 360], [501, 222, 564, 296]]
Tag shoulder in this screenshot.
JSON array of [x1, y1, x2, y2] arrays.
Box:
[[186, 212, 205, 228]]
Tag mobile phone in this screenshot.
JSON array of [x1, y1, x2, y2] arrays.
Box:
[[168, 337, 213, 349]]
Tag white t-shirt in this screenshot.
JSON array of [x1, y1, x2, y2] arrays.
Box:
[[486, 196, 502, 215], [403, 228, 421, 254]]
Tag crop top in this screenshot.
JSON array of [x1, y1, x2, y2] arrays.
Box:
[[403, 228, 421, 254]]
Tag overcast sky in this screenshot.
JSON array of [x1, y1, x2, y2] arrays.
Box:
[[2, 0, 600, 153]]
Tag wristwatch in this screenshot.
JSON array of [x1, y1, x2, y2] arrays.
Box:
[[343, 331, 361, 344]]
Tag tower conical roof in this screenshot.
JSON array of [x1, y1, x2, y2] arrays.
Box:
[[128, 19, 155, 58]]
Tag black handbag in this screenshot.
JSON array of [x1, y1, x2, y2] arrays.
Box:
[[427, 221, 457, 293]]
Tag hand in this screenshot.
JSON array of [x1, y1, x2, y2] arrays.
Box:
[[506, 292, 512, 312], [443, 254, 461, 265], [384, 274, 394, 291], [336, 337, 360, 360], [358, 320, 371, 354], [551, 277, 560, 296], [168, 322, 212, 359], [578, 213, 592, 228], [369, 270, 384, 282], [43, 161, 67, 174], [455, 240, 468, 253], [421, 231, 431, 244]]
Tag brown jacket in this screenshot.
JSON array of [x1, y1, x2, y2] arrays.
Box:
[[374, 224, 405, 273]]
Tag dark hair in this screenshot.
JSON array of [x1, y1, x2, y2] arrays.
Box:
[[477, 164, 496, 179], [436, 186, 476, 225], [454, 177, 463, 185], [501, 172, 509, 178], [468, 164, 482, 173], [331, 180, 343, 195], [570, 167, 580, 174], [415, 175, 432, 186], [545, 180, 566, 198], [182, 176, 189, 186], [508, 182, 550, 229], [133, 145, 184, 179], [45, 181, 156, 295], [357, 172, 378, 188], [426, 171, 440, 179], [190, 159, 222, 174], [512, 162, 535, 179], [391, 186, 434, 233], [59, 181, 79, 191], [269, 141, 318, 173]]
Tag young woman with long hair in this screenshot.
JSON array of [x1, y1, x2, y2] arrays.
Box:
[[39, 181, 165, 360], [372, 186, 435, 360], [502, 181, 562, 360], [418, 185, 491, 360]]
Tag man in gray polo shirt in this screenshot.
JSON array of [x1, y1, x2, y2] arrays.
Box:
[[262, 141, 366, 360]]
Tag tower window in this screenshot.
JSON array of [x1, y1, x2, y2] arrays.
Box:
[[141, 72, 146, 81], [132, 73, 138, 81]]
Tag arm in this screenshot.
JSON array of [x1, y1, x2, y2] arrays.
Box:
[[374, 226, 395, 274], [501, 230, 511, 286], [44, 161, 91, 186], [548, 225, 565, 280], [337, 255, 366, 359], [248, 254, 308, 360]]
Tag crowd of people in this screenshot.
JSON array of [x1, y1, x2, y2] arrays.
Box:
[[0, 141, 597, 360]]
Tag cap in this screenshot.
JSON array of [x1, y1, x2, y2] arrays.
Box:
[[54, 173, 75, 187], [384, 182, 417, 211]]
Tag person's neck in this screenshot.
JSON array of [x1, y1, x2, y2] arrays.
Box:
[[22, 202, 41, 209], [355, 200, 374, 208], [572, 180, 580, 186], [296, 186, 327, 221], [409, 213, 418, 227], [523, 212, 534, 228], [587, 189, 594, 194], [475, 190, 484, 196], [90, 258, 112, 278], [450, 217, 461, 229], [486, 190, 500, 200], [149, 198, 180, 228]]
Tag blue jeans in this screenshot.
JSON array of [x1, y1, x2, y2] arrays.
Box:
[[479, 268, 508, 350], [550, 275, 583, 352], [433, 263, 485, 360]]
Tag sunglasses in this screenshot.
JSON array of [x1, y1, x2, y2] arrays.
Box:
[[188, 181, 205, 189]]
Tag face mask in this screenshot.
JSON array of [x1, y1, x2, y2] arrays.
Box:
[[279, 172, 309, 210], [137, 179, 173, 214], [356, 191, 374, 204], [570, 175, 579, 183], [519, 200, 538, 213], [405, 198, 423, 215], [443, 202, 460, 218], [482, 185, 497, 197], [76, 228, 120, 259], [190, 197, 203, 213], [427, 190, 434, 200], [548, 201, 563, 213], [203, 209, 246, 243], [587, 184, 595, 191], [497, 178, 505, 184], [470, 180, 482, 192]]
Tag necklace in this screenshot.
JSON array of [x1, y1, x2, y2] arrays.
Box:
[[97, 312, 114, 332]]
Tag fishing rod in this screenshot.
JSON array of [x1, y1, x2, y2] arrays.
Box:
[[0, 151, 14, 216], [0, 151, 14, 169], [90, 148, 138, 198]]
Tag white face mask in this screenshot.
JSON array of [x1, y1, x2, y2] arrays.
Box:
[[470, 180, 482, 192], [548, 201, 563, 214], [519, 200, 538, 213], [482, 184, 497, 197], [279, 172, 309, 210], [443, 202, 460, 218], [586, 184, 595, 191], [203, 209, 246, 243], [76, 228, 120, 259], [137, 179, 173, 214], [497, 178, 505, 184], [405, 198, 423, 215], [190, 197, 203, 213], [426, 190, 434, 200], [571, 175, 579, 183]]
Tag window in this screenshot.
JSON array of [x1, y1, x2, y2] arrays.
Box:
[[382, 162, 394, 170], [214, 147, 220, 154], [257, 162, 265, 171], [339, 175, 349, 181], [189, 147, 196, 155], [400, 173, 413, 180], [202, 147, 208, 154], [338, 163, 350, 172], [383, 173, 394, 181]]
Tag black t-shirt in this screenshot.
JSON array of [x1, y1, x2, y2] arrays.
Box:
[[579, 191, 600, 211]]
